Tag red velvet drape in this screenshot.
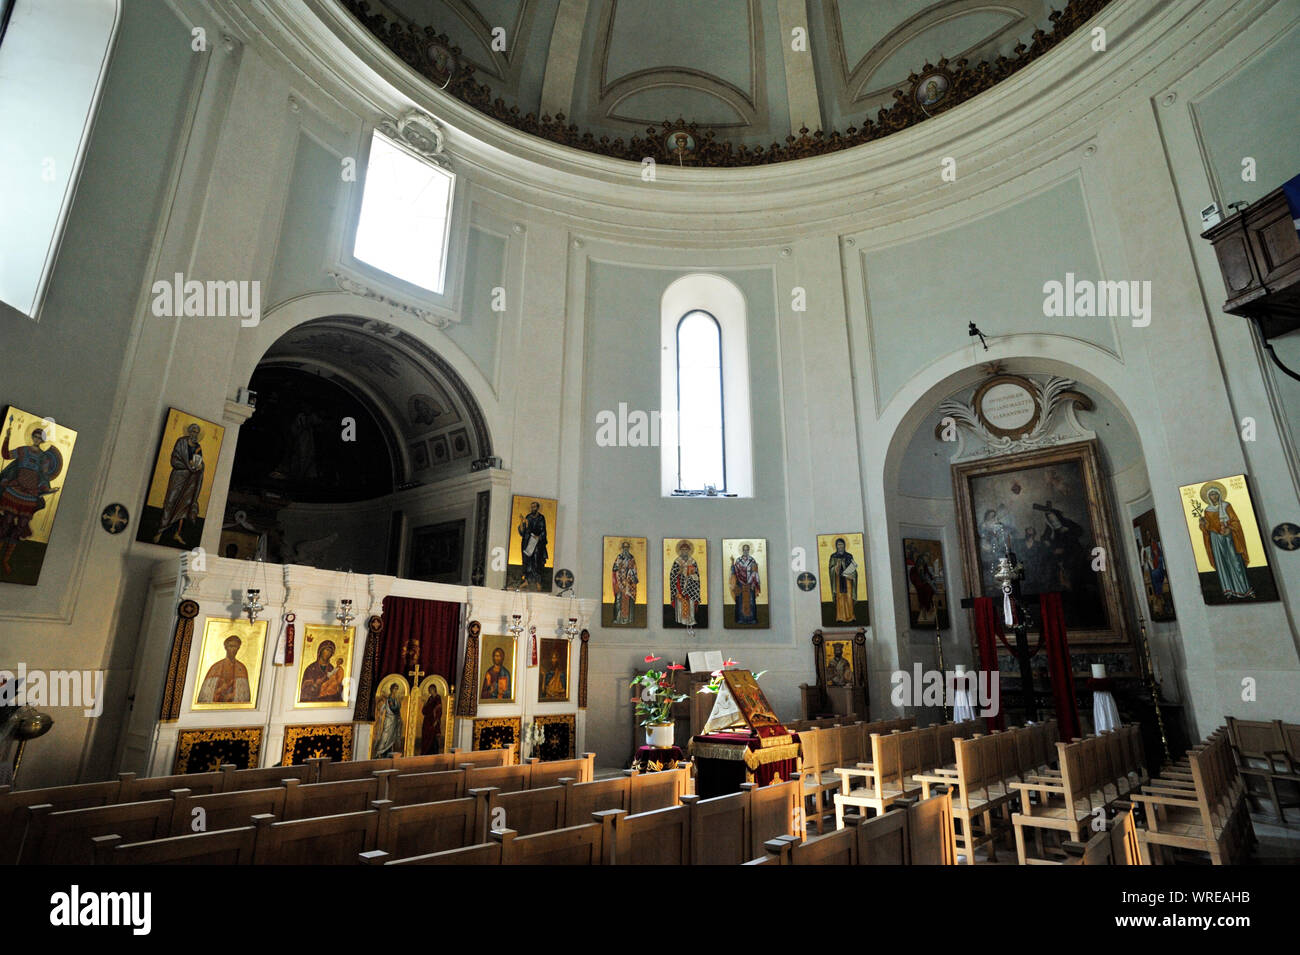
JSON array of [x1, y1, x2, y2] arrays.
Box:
[[970, 596, 1006, 732], [379, 595, 461, 684], [1039, 592, 1080, 741]]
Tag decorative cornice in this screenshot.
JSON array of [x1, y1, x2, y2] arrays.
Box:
[[339, 0, 1112, 168], [327, 268, 453, 328], [377, 108, 449, 166]]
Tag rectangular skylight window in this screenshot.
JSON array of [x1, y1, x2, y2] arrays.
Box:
[[352, 131, 454, 294]]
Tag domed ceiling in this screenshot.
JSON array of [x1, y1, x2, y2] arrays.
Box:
[[342, 0, 1112, 165]]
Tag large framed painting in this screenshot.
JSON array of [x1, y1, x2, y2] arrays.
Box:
[[722, 538, 768, 628], [191, 618, 266, 710], [136, 408, 225, 550], [602, 536, 647, 627], [0, 406, 77, 586], [538, 637, 569, 702], [1177, 474, 1278, 604], [1132, 508, 1175, 621], [478, 632, 517, 703], [663, 537, 708, 629], [507, 494, 556, 591], [816, 533, 868, 626], [408, 519, 465, 584], [294, 624, 356, 707], [903, 537, 949, 629], [952, 440, 1129, 645]]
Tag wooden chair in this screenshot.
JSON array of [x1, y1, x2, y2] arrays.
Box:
[[1011, 737, 1111, 865], [495, 819, 610, 864], [374, 797, 482, 857], [798, 729, 841, 835], [919, 733, 1013, 864], [833, 731, 922, 825], [169, 785, 288, 836], [251, 808, 380, 864], [93, 826, 258, 865], [1132, 734, 1253, 865], [20, 798, 174, 864], [1052, 809, 1138, 865], [281, 776, 385, 820], [1226, 716, 1298, 821], [599, 804, 691, 865]]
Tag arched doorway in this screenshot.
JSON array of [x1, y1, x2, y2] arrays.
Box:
[[222, 315, 494, 581]]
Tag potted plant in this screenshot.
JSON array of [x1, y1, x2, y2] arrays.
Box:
[[631, 654, 686, 747]]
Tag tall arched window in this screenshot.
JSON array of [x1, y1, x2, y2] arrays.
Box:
[[661, 274, 753, 497], [676, 310, 725, 491]]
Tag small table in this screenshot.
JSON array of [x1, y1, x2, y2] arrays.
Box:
[[689, 731, 802, 798], [630, 745, 685, 773]]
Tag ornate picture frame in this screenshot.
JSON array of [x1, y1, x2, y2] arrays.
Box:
[[173, 726, 263, 773], [532, 714, 576, 761], [472, 716, 521, 762], [282, 723, 353, 765], [952, 439, 1130, 645]]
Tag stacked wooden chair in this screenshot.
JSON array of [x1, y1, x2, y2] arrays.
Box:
[[1131, 729, 1253, 865], [1226, 716, 1299, 822]]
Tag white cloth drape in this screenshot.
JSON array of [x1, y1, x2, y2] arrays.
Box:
[[1093, 689, 1121, 733]]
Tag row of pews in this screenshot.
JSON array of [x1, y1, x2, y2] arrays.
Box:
[[1226, 716, 1300, 821]]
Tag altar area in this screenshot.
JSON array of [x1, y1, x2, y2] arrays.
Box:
[[114, 554, 594, 777]]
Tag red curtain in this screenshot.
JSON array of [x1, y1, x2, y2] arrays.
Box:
[[1040, 592, 1080, 741], [379, 595, 461, 683], [970, 597, 1006, 731]]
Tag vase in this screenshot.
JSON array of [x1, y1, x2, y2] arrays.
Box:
[[644, 722, 674, 748]]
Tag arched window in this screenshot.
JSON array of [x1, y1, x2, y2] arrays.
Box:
[[675, 310, 725, 491], [660, 274, 753, 497]]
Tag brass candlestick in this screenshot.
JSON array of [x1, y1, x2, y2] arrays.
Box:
[[9, 706, 53, 786]]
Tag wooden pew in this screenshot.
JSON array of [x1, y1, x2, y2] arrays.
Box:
[[93, 826, 258, 865], [463, 763, 531, 793], [747, 776, 802, 855], [281, 776, 386, 820], [680, 791, 749, 865], [1052, 809, 1139, 865], [363, 841, 502, 865], [628, 766, 690, 814], [169, 785, 288, 836], [224, 762, 317, 791], [1, 776, 129, 864], [381, 769, 465, 806], [852, 806, 909, 864], [392, 752, 458, 774], [374, 797, 482, 857], [251, 808, 380, 864], [317, 757, 395, 783], [20, 798, 175, 864], [907, 791, 958, 864], [528, 753, 595, 787], [562, 776, 630, 826], [495, 819, 610, 864], [765, 826, 856, 865], [455, 748, 513, 768], [120, 769, 228, 802], [599, 805, 691, 865], [473, 784, 567, 836]]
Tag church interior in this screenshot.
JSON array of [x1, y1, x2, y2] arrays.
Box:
[[3, 0, 1300, 885]]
